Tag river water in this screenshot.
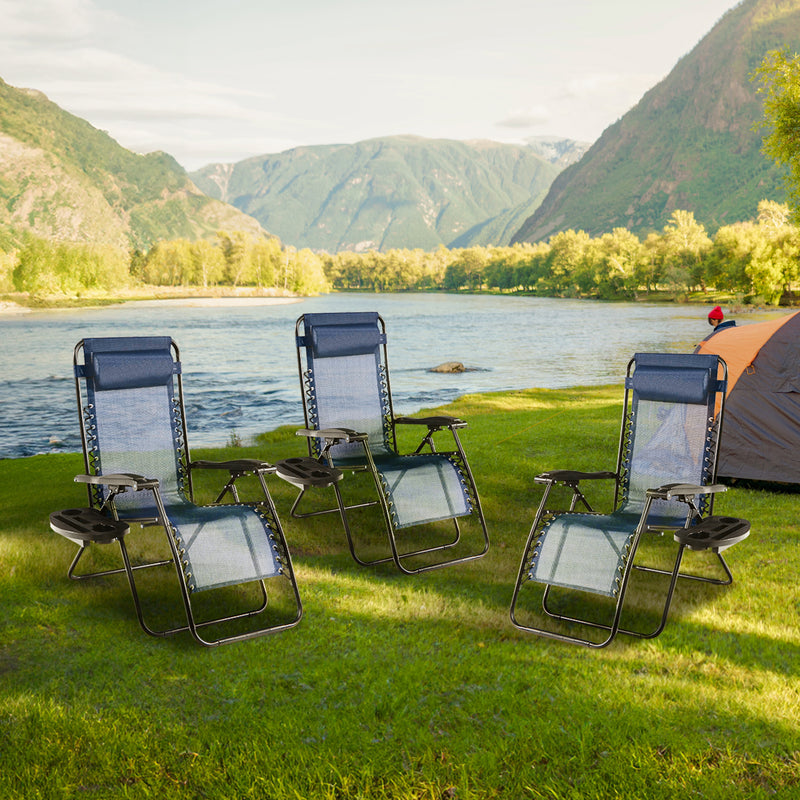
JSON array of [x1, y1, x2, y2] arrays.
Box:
[[0, 293, 782, 459]]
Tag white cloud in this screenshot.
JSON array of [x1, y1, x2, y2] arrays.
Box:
[[493, 70, 665, 143], [497, 106, 552, 130], [0, 5, 295, 167], [558, 71, 662, 104], [0, 0, 99, 42]]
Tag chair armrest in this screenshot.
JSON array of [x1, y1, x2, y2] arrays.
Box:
[[191, 459, 276, 476], [535, 470, 617, 485], [646, 483, 728, 500], [74, 473, 158, 491], [395, 415, 467, 430], [296, 427, 369, 443]]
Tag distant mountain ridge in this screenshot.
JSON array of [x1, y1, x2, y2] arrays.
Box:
[[0, 78, 264, 250], [512, 0, 798, 244], [190, 136, 564, 252]]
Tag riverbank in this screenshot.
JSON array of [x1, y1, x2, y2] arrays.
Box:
[[4, 285, 797, 316], [0, 300, 29, 314], [0, 285, 304, 314]]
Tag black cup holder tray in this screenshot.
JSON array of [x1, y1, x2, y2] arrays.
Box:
[[49, 508, 129, 544]]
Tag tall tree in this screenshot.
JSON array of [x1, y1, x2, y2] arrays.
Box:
[[754, 49, 800, 223], [659, 210, 712, 291]]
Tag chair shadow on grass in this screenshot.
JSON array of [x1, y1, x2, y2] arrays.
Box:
[[33, 521, 301, 652], [250, 474, 784, 671], [5, 517, 797, 767], [6, 462, 788, 669], [44, 527, 798, 677]]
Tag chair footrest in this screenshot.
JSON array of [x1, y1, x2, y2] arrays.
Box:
[[275, 457, 343, 487], [50, 508, 129, 544], [674, 516, 750, 551]]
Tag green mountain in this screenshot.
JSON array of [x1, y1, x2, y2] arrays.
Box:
[[512, 0, 798, 244], [191, 136, 561, 252], [0, 78, 264, 250]]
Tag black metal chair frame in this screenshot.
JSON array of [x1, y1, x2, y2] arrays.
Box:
[[510, 355, 750, 648], [55, 338, 302, 647], [289, 314, 490, 574]]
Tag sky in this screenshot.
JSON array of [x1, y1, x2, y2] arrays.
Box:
[[1, 0, 740, 171]]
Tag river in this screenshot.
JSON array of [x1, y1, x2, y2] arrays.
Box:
[[0, 293, 783, 459]]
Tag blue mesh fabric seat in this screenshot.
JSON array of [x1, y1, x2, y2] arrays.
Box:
[[291, 312, 490, 573], [53, 337, 301, 646], [510, 352, 749, 648]]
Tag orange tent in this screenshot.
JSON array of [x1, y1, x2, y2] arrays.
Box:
[[696, 311, 800, 484]]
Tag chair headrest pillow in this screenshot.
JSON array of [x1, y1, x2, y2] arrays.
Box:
[[90, 352, 177, 391]]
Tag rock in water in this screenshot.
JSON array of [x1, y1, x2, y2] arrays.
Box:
[[430, 362, 465, 373]]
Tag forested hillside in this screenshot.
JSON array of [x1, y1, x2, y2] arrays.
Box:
[[190, 137, 561, 253], [513, 0, 799, 244], [0, 77, 265, 250]]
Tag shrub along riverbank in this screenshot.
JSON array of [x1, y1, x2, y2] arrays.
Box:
[[1, 386, 797, 798], [4, 201, 800, 309]]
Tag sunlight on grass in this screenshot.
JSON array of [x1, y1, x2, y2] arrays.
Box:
[[442, 385, 621, 415], [1, 385, 798, 799], [295, 564, 502, 630]]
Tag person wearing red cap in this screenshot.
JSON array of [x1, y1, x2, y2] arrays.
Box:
[[707, 305, 736, 334]]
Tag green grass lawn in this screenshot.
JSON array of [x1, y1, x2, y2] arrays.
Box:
[[1, 386, 798, 799]]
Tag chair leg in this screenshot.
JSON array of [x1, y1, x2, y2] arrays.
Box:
[[66, 538, 187, 638], [375, 501, 489, 575], [510, 529, 691, 648], [158, 543, 301, 647], [164, 527, 302, 647], [159, 476, 303, 646], [536, 544, 688, 645], [291, 479, 488, 573], [115, 535, 193, 639], [520, 541, 721, 646], [290, 484, 392, 567], [326, 479, 467, 571], [634, 550, 733, 586], [616, 543, 687, 640], [68, 533, 299, 645], [615, 547, 733, 640], [366, 455, 490, 575], [511, 580, 624, 648], [67, 540, 172, 581]]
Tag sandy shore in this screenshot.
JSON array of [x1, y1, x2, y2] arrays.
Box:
[[124, 296, 304, 308], [0, 301, 30, 315], [0, 295, 305, 315]]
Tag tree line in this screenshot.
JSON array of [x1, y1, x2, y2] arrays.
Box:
[[2, 230, 329, 297], [1, 201, 798, 304], [320, 202, 798, 304]]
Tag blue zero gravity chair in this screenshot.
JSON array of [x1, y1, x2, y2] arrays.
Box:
[[49, 336, 302, 646], [509, 352, 750, 648], [283, 312, 490, 574]]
